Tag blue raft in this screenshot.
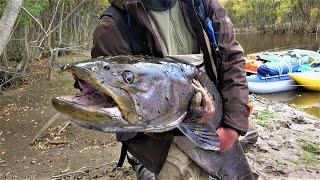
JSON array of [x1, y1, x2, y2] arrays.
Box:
[[247, 60, 299, 94], [247, 74, 297, 94]]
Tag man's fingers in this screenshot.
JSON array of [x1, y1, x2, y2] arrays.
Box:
[[191, 79, 216, 124], [192, 83, 203, 92], [192, 79, 207, 95], [192, 79, 202, 87]]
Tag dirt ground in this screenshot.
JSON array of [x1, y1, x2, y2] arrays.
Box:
[[0, 56, 135, 179], [0, 55, 319, 179]]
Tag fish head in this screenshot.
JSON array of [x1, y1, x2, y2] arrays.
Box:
[[52, 56, 197, 132]]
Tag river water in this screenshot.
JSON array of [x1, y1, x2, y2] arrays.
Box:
[[237, 34, 320, 118]]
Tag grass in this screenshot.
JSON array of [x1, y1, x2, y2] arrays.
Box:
[[300, 152, 320, 165], [253, 110, 275, 128], [275, 162, 286, 170], [292, 142, 320, 166], [291, 159, 300, 165], [302, 142, 320, 155]]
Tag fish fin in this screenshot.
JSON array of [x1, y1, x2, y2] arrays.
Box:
[[177, 122, 220, 151]]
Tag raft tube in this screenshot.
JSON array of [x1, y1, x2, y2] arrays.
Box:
[[247, 74, 297, 94]]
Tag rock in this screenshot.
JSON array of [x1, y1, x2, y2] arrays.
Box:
[[259, 132, 270, 140], [305, 124, 316, 131], [303, 116, 320, 125], [279, 121, 291, 128], [285, 136, 299, 144], [289, 124, 306, 132], [292, 115, 307, 124], [257, 141, 270, 152], [263, 165, 288, 176], [268, 141, 282, 151]]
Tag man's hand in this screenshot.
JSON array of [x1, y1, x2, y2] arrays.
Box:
[[217, 127, 239, 152], [191, 79, 215, 124]]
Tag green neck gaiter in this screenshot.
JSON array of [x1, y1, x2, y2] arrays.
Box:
[[143, 0, 178, 11]]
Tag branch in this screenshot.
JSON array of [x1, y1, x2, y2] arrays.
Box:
[[56, 121, 71, 135], [48, 0, 87, 36], [0, 64, 22, 89], [46, 0, 61, 33], [0, 67, 21, 74], [21, 6, 48, 37], [30, 113, 60, 144], [51, 166, 89, 178], [0, 74, 21, 89], [51, 44, 90, 51]]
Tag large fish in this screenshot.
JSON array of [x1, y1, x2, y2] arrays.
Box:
[[52, 56, 254, 179], [52, 56, 223, 150]]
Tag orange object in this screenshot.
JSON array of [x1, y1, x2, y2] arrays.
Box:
[[247, 103, 254, 115], [245, 54, 262, 74]]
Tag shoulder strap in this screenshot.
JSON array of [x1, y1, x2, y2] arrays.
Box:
[[116, 142, 128, 167], [101, 6, 131, 46], [101, 6, 141, 55], [193, 0, 218, 45], [193, 0, 223, 86]]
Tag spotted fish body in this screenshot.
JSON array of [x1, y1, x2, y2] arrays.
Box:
[[52, 56, 223, 150], [52, 56, 254, 179]]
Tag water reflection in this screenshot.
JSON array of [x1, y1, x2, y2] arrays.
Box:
[[237, 34, 320, 118], [261, 90, 320, 118], [237, 34, 319, 54]]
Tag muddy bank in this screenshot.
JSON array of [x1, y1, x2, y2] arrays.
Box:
[[0, 56, 136, 179], [247, 95, 320, 179], [0, 56, 319, 179]]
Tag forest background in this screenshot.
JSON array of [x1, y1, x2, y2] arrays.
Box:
[[0, 0, 319, 90]]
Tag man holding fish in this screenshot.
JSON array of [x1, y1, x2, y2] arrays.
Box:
[[88, 0, 253, 179]]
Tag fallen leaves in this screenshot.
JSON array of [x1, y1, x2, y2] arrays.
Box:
[[0, 104, 17, 116]]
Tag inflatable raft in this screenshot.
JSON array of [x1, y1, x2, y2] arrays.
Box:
[[247, 60, 300, 94], [258, 49, 320, 64], [246, 49, 320, 93], [288, 72, 320, 91], [247, 74, 297, 94], [246, 49, 320, 74]]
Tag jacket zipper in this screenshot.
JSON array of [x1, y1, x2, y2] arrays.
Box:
[[147, 15, 168, 55], [168, 9, 184, 48]]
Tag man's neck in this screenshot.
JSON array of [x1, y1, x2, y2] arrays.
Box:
[[143, 0, 178, 11]]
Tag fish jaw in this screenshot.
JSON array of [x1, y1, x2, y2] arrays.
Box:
[[52, 96, 130, 127], [69, 63, 140, 124], [52, 95, 187, 132]]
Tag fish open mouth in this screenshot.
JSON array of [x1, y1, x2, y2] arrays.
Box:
[[52, 74, 127, 127], [71, 77, 117, 111]]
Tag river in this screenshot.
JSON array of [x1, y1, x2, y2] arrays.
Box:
[[237, 34, 320, 118]]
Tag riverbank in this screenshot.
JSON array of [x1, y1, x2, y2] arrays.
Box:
[[248, 95, 320, 179], [0, 56, 135, 179], [0, 56, 319, 179], [235, 27, 319, 35]]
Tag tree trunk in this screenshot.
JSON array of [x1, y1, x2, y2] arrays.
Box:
[[55, 0, 65, 61], [22, 25, 30, 76], [0, 0, 23, 57]]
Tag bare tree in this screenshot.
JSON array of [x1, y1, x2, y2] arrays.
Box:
[[0, 0, 23, 57]]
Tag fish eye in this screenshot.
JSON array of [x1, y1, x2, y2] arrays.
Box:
[[122, 70, 134, 84]]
